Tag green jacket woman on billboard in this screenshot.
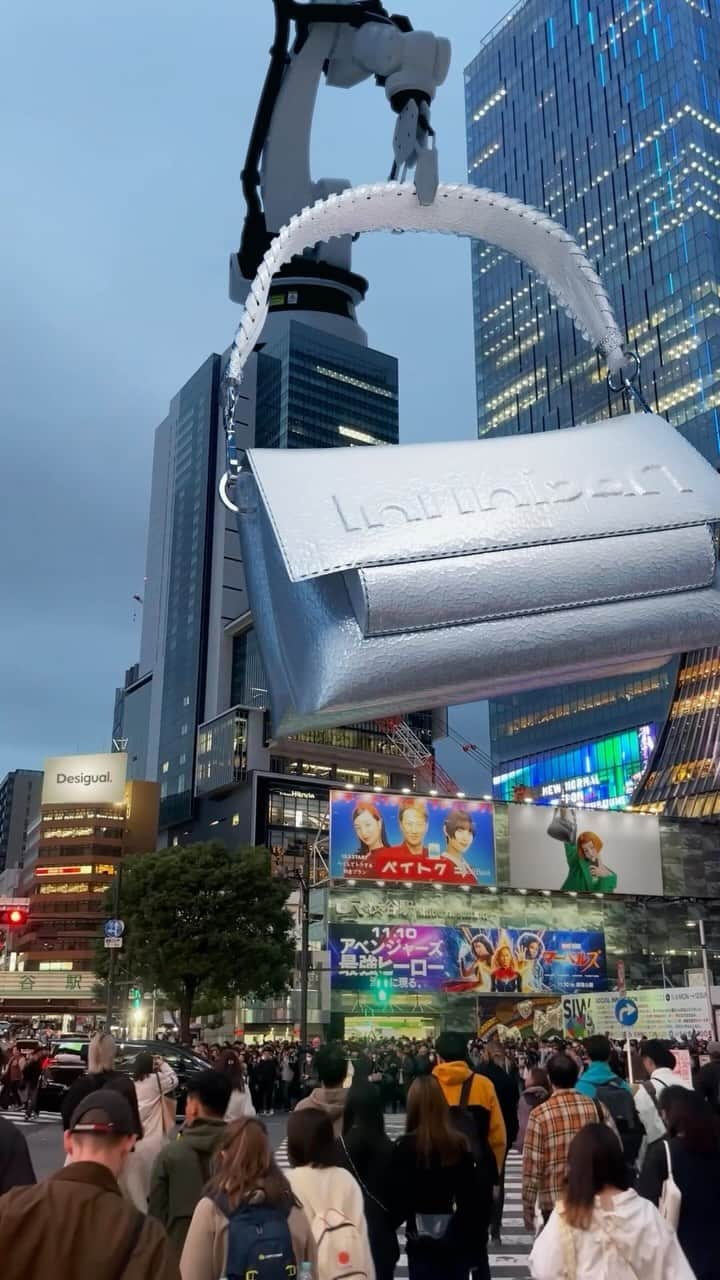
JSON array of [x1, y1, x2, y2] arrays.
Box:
[[548, 807, 618, 893]]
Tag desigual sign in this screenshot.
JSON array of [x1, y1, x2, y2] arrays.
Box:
[[42, 753, 128, 806]]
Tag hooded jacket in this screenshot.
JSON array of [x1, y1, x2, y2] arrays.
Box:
[[294, 1086, 348, 1138], [148, 1118, 226, 1256], [432, 1061, 507, 1172], [576, 1061, 631, 1099], [529, 1188, 695, 1280]]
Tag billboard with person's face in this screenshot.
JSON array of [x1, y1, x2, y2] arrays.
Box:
[[329, 923, 607, 996], [508, 804, 662, 895], [329, 790, 495, 886]]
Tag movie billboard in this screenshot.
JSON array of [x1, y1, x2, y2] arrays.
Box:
[[508, 804, 662, 895], [329, 923, 607, 996], [329, 790, 495, 886]]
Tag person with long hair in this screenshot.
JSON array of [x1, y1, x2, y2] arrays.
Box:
[[638, 1084, 720, 1280], [60, 1032, 142, 1139], [352, 802, 389, 857], [530, 1123, 694, 1279], [286, 1107, 375, 1280], [215, 1048, 256, 1122], [336, 1084, 399, 1280], [515, 1067, 550, 1154], [392, 1074, 492, 1280], [180, 1116, 316, 1279], [122, 1050, 179, 1211]]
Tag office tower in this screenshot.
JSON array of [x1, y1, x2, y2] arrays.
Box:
[[0, 770, 42, 879], [465, 0, 720, 803]]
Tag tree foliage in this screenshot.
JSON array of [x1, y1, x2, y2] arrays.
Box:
[[98, 842, 295, 1040]]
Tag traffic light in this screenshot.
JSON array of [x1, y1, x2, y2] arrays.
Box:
[[129, 986, 143, 1010], [374, 973, 392, 1005], [0, 906, 28, 928]]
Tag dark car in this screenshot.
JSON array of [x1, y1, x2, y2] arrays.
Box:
[[39, 1038, 209, 1116]]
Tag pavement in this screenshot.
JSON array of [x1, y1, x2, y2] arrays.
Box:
[[7, 1109, 534, 1277]]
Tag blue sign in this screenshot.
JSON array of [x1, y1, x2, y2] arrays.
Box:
[[615, 997, 639, 1027], [104, 919, 124, 940]]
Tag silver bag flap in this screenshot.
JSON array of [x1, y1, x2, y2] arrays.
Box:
[[246, 414, 720, 583]]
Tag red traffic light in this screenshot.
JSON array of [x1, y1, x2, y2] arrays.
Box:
[[0, 906, 28, 928], [9, 909, 24, 925]]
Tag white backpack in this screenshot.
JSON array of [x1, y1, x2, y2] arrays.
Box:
[[310, 1206, 370, 1280]]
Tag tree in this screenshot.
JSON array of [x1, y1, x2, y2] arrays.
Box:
[[97, 842, 295, 1041]]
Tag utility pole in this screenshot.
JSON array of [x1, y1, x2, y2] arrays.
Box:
[[698, 915, 715, 1039], [105, 862, 122, 1030], [299, 841, 310, 1049]]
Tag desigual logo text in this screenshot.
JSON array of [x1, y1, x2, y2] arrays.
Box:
[[333, 464, 693, 533], [56, 772, 112, 786]]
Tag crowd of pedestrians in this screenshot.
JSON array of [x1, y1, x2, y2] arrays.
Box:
[[0, 1027, 719, 1277]]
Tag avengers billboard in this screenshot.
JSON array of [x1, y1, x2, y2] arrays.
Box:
[[329, 790, 495, 886], [329, 923, 607, 996]]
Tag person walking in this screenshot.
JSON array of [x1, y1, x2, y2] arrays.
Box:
[[254, 1047, 278, 1117], [522, 1051, 617, 1232], [0, 1089, 179, 1280], [576, 1034, 644, 1174], [695, 1038, 720, 1109], [180, 1116, 316, 1280], [149, 1070, 232, 1258], [215, 1049, 256, 1122], [61, 1031, 142, 1139], [294, 1044, 350, 1138], [21, 1047, 45, 1120], [393, 1075, 492, 1280], [529, 1122, 695, 1279], [0, 1046, 25, 1110], [514, 1067, 551, 1154], [336, 1084, 399, 1280], [432, 1031, 507, 1178], [638, 1084, 720, 1280], [476, 1041, 519, 1246], [0, 1113, 35, 1193], [123, 1052, 179, 1212], [286, 1107, 375, 1280]]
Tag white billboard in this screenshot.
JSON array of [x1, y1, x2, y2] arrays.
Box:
[[42, 753, 128, 806], [562, 988, 712, 1040], [508, 804, 662, 895]]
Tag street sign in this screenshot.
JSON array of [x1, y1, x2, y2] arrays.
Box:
[[616, 960, 626, 997], [614, 997, 639, 1027], [104, 937, 123, 949], [104, 919, 124, 940]]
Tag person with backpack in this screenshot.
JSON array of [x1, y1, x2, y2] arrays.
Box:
[[149, 1070, 232, 1257], [180, 1116, 316, 1280], [529, 1122, 695, 1280], [336, 1084, 399, 1280], [514, 1067, 551, 1154], [576, 1035, 645, 1175], [475, 1041, 519, 1245], [393, 1075, 492, 1280], [432, 1031, 506, 1177], [286, 1107, 375, 1280]]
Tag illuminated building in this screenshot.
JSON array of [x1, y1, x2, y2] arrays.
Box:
[[14, 756, 158, 1024], [492, 722, 658, 808], [632, 646, 720, 816], [466, 0, 720, 790]]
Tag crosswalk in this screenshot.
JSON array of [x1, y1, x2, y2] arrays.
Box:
[[275, 1117, 533, 1278], [0, 1108, 61, 1127]]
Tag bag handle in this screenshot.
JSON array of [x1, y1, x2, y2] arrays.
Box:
[[220, 181, 634, 511], [156, 1070, 168, 1136]]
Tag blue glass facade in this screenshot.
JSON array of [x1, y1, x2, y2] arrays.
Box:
[[466, 0, 720, 779], [493, 721, 658, 808], [156, 355, 221, 828]]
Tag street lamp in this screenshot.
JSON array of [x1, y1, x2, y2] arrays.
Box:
[[686, 906, 715, 1037]]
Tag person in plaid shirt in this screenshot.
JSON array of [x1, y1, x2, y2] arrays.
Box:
[[522, 1051, 618, 1230]]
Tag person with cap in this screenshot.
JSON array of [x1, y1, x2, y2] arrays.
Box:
[[695, 1039, 720, 1111], [149, 1069, 232, 1257], [0, 1089, 179, 1280]]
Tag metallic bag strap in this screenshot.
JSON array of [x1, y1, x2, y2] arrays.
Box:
[[220, 181, 631, 509]]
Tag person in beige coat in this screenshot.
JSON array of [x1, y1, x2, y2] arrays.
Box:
[[180, 1117, 316, 1280]]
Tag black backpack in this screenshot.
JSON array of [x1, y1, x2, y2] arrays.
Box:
[[215, 1196, 297, 1280], [448, 1074, 498, 1189], [594, 1078, 645, 1166]]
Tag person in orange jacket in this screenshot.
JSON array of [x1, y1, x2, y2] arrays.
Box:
[[432, 1031, 507, 1177]]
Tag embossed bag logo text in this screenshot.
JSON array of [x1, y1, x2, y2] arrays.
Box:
[[334, 464, 692, 533]]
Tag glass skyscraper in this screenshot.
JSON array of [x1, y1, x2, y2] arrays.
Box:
[[465, 0, 720, 797]]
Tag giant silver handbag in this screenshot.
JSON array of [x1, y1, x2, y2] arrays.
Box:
[[220, 183, 720, 737]]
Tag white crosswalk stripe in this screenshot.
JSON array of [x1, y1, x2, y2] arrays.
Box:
[[0, 1109, 61, 1127], [275, 1118, 533, 1278]]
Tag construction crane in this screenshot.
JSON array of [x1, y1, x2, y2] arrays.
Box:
[[234, 2, 456, 789]]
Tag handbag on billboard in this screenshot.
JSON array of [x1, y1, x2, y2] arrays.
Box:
[[546, 809, 577, 844], [220, 182, 720, 737]]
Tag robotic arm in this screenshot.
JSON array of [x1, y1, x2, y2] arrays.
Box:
[[231, 0, 450, 299]]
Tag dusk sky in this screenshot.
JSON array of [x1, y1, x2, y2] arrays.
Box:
[[2, 0, 510, 786]]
